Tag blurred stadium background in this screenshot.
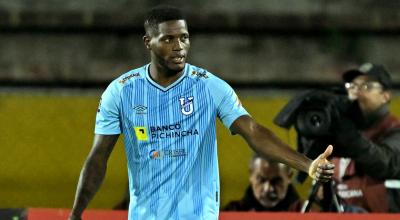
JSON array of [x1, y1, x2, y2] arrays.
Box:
[[0, 0, 399, 215]]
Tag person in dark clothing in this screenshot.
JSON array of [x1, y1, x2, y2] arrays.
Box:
[[330, 63, 400, 212], [224, 155, 302, 211]]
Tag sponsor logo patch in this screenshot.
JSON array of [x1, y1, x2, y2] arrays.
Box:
[[119, 72, 140, 84], [191, 70, 209, 79], [149, 149, 187, 159], [134, 126, 148, 141], [149, 123, 199, 139]]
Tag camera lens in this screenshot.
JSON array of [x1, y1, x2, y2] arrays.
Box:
[[296, 109, 331, 137], [310, 114, 322, 127]]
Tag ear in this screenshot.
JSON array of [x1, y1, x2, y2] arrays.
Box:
[[143, 35, 151, 50], [383, 90, 392, 103]]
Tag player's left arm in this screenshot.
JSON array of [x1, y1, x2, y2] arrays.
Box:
[[231, 115, 334, 182]]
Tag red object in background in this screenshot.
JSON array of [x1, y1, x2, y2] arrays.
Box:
[[27, 208, 400, 220], [220, 212, 400, 220], [28, 208, 127, 220]]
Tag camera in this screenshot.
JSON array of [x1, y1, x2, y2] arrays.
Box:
[[274, 87, 364, 212], [274, 87, 362, 183], [274, 87, 360, 138]]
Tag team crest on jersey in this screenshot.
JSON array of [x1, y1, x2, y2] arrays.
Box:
[[179, 96, 194, 115]]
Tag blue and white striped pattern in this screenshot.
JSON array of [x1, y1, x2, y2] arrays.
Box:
[[95, 63, 249, 220]]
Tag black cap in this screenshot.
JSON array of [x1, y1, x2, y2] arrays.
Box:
[[342, 63, 392, 89]]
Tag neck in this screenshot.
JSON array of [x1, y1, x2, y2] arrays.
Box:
[[149, 63, 184, 87], [362, 104, 389, 128]]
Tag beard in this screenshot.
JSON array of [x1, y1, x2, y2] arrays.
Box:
[[152, 54, 186, 76]]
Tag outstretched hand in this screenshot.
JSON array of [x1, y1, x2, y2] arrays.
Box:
[[308, 145, 335, 182]]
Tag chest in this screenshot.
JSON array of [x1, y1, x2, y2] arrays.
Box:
[[121, 85, 205, 121], [119, 81, 215, 140]]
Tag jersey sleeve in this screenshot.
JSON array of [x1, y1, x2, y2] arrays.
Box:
[[211, 78, 249, 130], [95, 80, 122, 134]]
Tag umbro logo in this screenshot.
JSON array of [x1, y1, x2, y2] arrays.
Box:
[[133, 105, 147, 114]]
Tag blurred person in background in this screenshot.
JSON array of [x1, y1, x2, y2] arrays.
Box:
[[330, 63, 400, 212], [68, 5, 335, 220], [224, 154, 302, 212]]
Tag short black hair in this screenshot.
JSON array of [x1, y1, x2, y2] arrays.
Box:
[[144, 5, 185, 36]]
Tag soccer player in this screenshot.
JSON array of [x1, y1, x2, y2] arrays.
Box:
[[69, 5, 334, 220]]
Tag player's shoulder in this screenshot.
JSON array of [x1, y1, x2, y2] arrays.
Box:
[[186, 64, 232, 93], [108, 65, 147, 90], [186, 63, 226, 85], [116, 65, 147, 86]]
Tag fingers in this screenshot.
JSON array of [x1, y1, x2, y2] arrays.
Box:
[[319, 144, 333, 160], [314, 172, 331, 182], [308, 145, 335, 182], [314, 163, 335, 182]]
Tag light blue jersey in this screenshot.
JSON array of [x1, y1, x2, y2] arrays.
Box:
[[95, 63, 249, 220]]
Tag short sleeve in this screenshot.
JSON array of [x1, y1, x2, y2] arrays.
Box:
[[95, 81, 122, 134], [213, 80, 249, 130]]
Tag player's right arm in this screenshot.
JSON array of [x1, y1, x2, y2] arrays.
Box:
[[68, 134, 119, 220]]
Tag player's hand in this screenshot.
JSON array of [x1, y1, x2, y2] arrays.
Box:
[[308, 145, 334, 182]]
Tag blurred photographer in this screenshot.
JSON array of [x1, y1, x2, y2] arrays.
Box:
[[331, 63, 400, 212]]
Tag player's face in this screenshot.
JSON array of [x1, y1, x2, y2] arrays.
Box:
[[249, 159, 291, 208], [348, 75, 390, 113], [145, 20, 190, 74]]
